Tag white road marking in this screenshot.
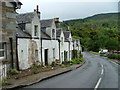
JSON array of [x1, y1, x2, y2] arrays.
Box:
[[94, 78, 102, 90], [101, 68, 104, 75], [109, 60, 118, 65], [94, 64, 104, 90]]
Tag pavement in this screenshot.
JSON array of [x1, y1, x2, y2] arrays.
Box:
[[2, 61, 85, 90]]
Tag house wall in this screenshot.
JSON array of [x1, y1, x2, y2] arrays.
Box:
[[26, 23, 31, 35], [45, 21, 56, 39], [59, 31, 65, 62], [63, 42, 69, 61], [31, 12, 41, 38], [42, 39, 59, 65], [18, 38, 41, 70]]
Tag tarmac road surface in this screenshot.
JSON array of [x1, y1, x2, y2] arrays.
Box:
[[20, 52, 119, 89]]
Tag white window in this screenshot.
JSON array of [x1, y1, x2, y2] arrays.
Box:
[[0, 42, 6, 59], [34, 25, 38, 36]]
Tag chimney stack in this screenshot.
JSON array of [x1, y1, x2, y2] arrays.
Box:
[[35, 5, 40, 19], [37, 5, 39, 12], [54, 18, 59, 23]]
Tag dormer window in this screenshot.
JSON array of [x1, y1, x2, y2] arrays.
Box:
[[34, 25, 38, 36], [52, 29, 55, 37]]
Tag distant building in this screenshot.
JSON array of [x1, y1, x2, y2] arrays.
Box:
[[0, 0, 22, 80], [63, 30, 73, 61]]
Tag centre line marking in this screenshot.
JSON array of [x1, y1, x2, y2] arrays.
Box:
[[94, 64, 104, 90], [101, 68, 104, 75], [94, 78, 102, 90]]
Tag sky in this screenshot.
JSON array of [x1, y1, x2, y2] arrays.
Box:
[[17, 0, 119, 21]]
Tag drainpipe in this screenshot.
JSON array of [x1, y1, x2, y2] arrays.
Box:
[[41, 37, 43, 66], [16, 36, 20, 71], [69, 41, 70, 61], [9, 38, 14, 69], [58, 39, 60, 62]]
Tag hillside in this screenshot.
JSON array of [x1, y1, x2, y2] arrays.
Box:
[[61, 13, 120, 51]]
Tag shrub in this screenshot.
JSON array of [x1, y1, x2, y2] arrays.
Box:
[[107, 54, 120, 60], [1, 81, 12, 86], [51, 61, 56, 67], [62, 61, 69, 65], [10, 69, 19, 75], [32, 69, 39, 74]]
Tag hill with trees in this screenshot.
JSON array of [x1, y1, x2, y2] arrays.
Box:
[[61, 13, 120, 52]]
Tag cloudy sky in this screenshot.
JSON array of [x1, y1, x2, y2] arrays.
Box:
[[17, 0, 119, 21]]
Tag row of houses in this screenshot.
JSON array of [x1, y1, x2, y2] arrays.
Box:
[[0, 0, 82, 80]]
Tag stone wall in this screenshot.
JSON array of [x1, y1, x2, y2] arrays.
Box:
[[0, 1, 18, 81]]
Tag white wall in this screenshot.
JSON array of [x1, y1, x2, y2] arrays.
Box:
[[18, 39, 29, 70], [42, 39, 59, 65], [31, 12, 41, 38], [18, 38, 41, 70], [45, 20, 56, 39], [0, 63, 7, 81]]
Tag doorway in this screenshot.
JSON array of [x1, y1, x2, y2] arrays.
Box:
[[44, 49, 48, 66]]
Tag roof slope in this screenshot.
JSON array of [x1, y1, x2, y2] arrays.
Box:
[[41, 31, 51, 39], [63, 31, 70, 38], [17, 12, 34, 24], [16, 25, 31, 37], [41, 19, 53, 28]]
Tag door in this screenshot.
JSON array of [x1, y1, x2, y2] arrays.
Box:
[[44, 49, 48, 66]]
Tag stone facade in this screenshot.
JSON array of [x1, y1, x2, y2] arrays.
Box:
[[0, 0, 22, 80]]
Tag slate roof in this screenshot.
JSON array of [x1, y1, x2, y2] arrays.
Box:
[[17, 12, 34, 24], [41, 31, 51, 39], [72, 38, 79, 42], [63, 31, 70, 39], [41, 19, 53, 28], [16, 25, 31, 38]]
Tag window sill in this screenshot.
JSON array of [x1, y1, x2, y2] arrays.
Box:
[[0, 57, 5, 60]]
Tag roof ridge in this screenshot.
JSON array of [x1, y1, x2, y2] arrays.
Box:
[[17, 12, 34, 16]]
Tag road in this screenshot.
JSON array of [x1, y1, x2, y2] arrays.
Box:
[[20, 52, 119, 89]]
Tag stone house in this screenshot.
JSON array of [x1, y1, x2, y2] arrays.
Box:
[[56, 28, 65, 62], [41, 19, 59, 65], [72, 38, 82, 59], [63, 30, 73, 61], [16, 7, 41, 70], [0, 0, 22, 80]]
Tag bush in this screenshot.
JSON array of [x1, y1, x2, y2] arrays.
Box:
[[51, 61, 56, 67], [10, 69, 19, 75], [1, 81, 12, 86], [62, 58, 84, 66], [32, 69, 39, 74], [107, 54, 120, 60], [31, 64, 42, 69]]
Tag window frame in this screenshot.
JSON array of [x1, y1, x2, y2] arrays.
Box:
[[34, 25, 38, 36], [52, 29, 55, 37], [0, 42, 6, 59]]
